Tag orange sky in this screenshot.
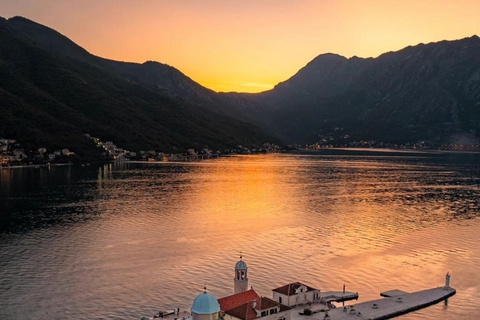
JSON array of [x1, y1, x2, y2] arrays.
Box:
[[2, 0, 480, 93]]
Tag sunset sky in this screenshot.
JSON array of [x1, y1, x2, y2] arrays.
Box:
[[2, 0, 480, 93]]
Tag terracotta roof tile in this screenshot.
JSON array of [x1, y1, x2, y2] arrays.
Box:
[[218, 289, 260, 312], [223, 297, 291, 320], [224, 301, 258, 320], [271, 282, 317, 296], [256, 297, 280, 311]]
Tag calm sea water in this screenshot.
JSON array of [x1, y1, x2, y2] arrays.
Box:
[[1, 150, 479, 320]]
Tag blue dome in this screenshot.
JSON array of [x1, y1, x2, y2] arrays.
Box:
[[191, 292, 220, 314], [235, 260, 247, 270]]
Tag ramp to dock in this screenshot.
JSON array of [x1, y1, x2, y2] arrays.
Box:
[[380, 290, 409, 298]]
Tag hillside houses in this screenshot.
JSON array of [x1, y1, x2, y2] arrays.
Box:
[[0, 137, 76, 166]]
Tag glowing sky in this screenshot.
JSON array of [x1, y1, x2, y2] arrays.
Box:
[[2, 0, 480, 93]]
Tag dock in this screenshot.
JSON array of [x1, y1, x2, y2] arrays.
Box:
[[140, 266, 455, 320], [292, 286, 456, 320], [319, 291, 359, 303]]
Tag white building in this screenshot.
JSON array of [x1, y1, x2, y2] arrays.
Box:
[[271, 282, 320, 307]]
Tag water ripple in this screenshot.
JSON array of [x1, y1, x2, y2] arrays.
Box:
[[1, 153, 480, 319]]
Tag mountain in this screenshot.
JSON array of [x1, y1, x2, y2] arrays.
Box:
[[0, 16, 273, 159], [2, 16, 479, 155], [227, 36, 480, 145], [5, 17, 212, 99], [5, 16, 249, 117]]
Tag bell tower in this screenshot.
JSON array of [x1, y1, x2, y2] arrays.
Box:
[[234, 255, 248, 294]]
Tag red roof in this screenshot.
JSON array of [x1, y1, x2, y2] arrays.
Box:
[[271, 282, 317, 296], [218, 289, 260, 312], [224, 297, 291, 320], [224, 301, 258, 320], [255, 297, 280, 311]]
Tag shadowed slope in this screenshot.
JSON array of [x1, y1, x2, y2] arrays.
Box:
[[0, 17, 272, 157]]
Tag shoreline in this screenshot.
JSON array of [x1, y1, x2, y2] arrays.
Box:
[[297, 147, 480, 155], [2, 147, 480, 170], [0, 162, 74, 170]]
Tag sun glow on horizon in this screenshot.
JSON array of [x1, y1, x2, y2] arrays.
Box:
[[2, 0, 480, 93]]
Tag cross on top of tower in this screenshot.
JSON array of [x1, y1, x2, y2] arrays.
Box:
[[234, 254, 248, 294]]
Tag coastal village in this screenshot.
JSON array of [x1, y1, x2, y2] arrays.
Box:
[[3, 130, 479, 168], [0, 137, 76, 166], [0, 134, 283, 167], [143, 257, 455, 320]]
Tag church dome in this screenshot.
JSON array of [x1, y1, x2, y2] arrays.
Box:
[[191, 291, 220, 315], [235, 260, 247, 270]]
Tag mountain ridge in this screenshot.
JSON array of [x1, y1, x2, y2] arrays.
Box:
[[0, 16, 274, 159], [229, 35, 480, 144], [1, 16, 480, 155]]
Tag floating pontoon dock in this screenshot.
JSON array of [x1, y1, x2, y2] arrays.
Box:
[[294, 286, 455, 320], [327, 286, 455, 320]]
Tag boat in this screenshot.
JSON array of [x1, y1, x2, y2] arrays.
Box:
[[141, 309, 177, 320], [158, 310, 176, 317]]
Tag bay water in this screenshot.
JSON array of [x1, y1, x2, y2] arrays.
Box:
[[1, 150, 479, 319]]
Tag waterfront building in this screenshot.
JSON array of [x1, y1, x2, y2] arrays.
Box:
[[218, 289, 260, 312], [271, 282, 320, 307], [169, 259, 452, 320], [216, 258, 292, 320], [222, 296, 291, 320]]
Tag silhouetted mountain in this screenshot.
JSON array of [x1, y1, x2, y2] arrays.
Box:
[[6, 17, 234, 112], [2, 16, 480, 153], [0, 16, 272, 158], [228, 37, 480, 145]]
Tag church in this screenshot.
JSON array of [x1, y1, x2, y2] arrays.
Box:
[[188, 256, 301, 320], [183, 256, 454, 320]]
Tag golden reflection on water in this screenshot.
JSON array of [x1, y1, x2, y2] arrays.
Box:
[[185, 156, 295, 242], [1, 153, 480, 320]]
